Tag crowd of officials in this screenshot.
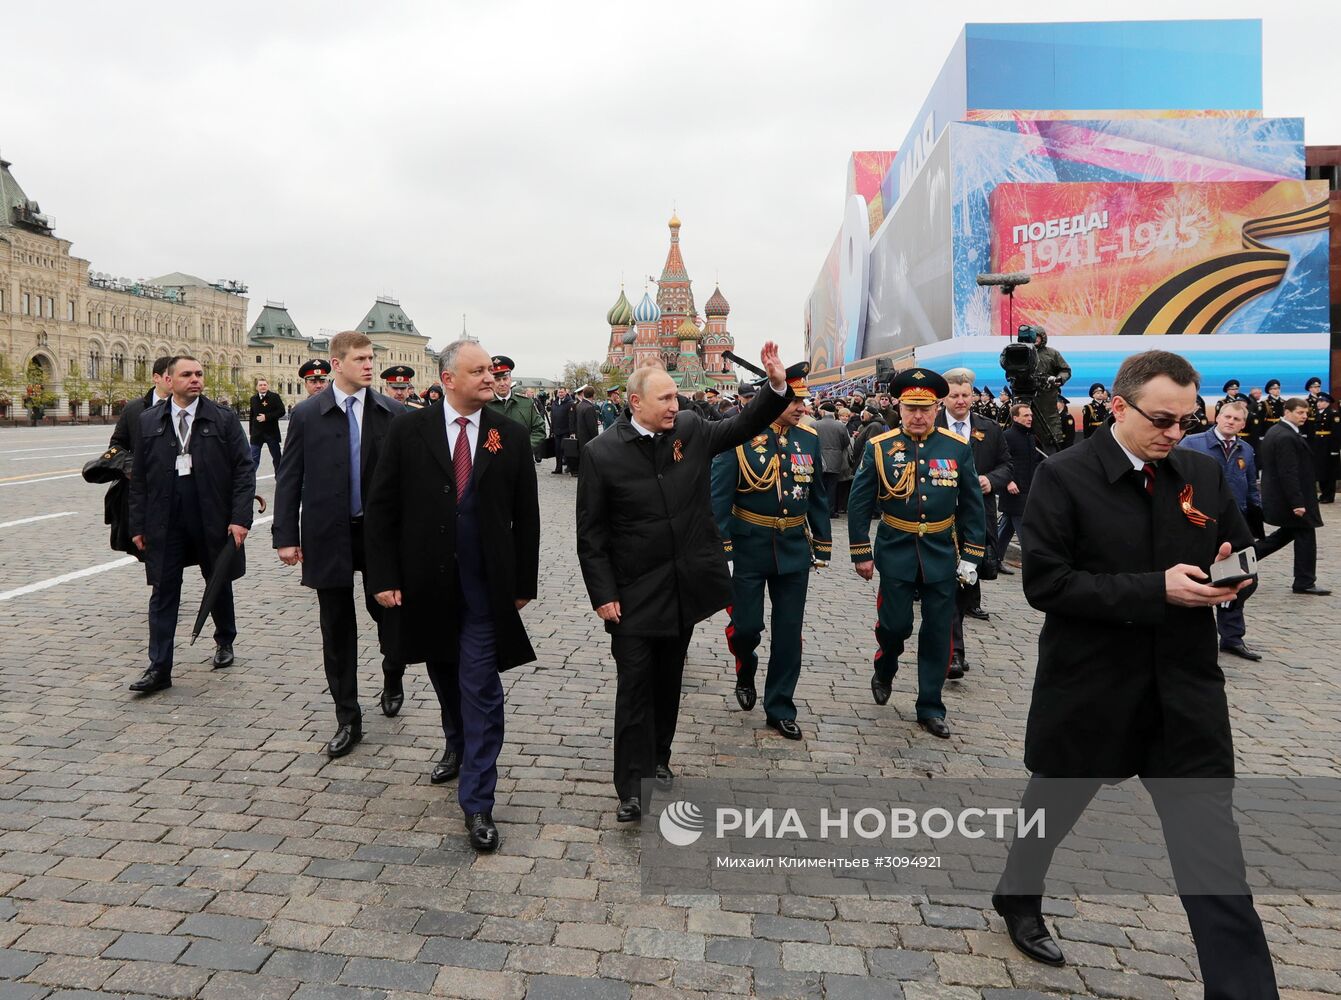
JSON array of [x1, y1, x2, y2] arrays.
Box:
[[84, 338, 1328, 995]]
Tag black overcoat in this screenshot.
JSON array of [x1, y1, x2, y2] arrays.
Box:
[[128, 396, 255, 587], [271, 386, 405, 589], [1258, 422, 1323, 528], [109, 389, 157, 455], [576, 385, 790, 636], [1000, 423, 1043, 517], [1020, 424, 1252, 779], [248, 392, 286, 443], [575, 399, 600, 449], [363, 404, 540, 670]]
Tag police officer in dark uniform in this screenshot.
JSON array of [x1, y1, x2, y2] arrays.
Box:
[[1261, 378, 1285, 431], [847, 369, 986, 738], [1056, 397, 1077, 449], [381, 365, 419, 407], [1081, 383, 1108, 438], [711, 363, 831, 740], [299, 358, 332, 398]]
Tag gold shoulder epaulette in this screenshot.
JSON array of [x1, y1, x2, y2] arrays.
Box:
[[937, 426, 968, 444], [870, 428, 901, 444], [795, 422, 818, 435]]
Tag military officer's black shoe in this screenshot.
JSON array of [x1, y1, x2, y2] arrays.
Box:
[[616, 798, 641, 823], [947, 656, 966, 681], [326, 724, 362, 759], [767, 718, 803, 740], [129, 669, 171, 694], [870, 673, 892, 706], [379, 673, 404, 717], [965, 606, 991, 621], [918, 717, 951, 739], [431, 750, 460, 784], [992, 893, 1065, 967], [1292, 585, 1331, 596], [734, 682, 757, 711], [465, 812, 499, 853], [654, 764, 674, 790], [211, 644, 234, 669], [1220, 642, 1263, 662]]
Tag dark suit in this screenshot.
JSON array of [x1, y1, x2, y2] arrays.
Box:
[[575, 398, 600, 451], [576, 385, 790, 802], [997, 424, 1276, 997], [272, 386, 406, 727], [550, 396, 575, 473], [128, 396, 254, 676], [365, 404, 539, 815], [110, 389, 167, 455], [1257, 420, 1323, 590], [248, 391, 286, 472], [936, 411, 1011, 660]]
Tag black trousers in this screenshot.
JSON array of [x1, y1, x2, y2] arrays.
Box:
[[1258, 520, 1317, 590], [611, 629, 693, 802], [999, 775, 1277, 999], [552, 436, 566, 473], [1318, 453, 1338, 503], [316, 520, 403, 727]]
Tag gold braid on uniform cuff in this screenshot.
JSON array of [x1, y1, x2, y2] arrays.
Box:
[[813, 540, 832, 554], [723, 541, 733, 555], [849, 542, 873, 561], [962, 542, 986, 559]]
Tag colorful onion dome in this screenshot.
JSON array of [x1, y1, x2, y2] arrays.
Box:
[[704, 285, 730, 317], [621, 328, 638, 345], [605, 288, 634, 327], [676, 318, 702, 342], [599, 360, 621, 375], [633, 290, 661, 324]]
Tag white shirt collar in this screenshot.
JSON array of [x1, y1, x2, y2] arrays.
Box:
[[1287, 419, 1304, 434], [1110, 427, 1148, 472], [331, 383, 366, 409], [442, 400, 481, 428], [1213, 427, 1235, 445], [630, 416, 656, 438], [172, 397, 200, 420]]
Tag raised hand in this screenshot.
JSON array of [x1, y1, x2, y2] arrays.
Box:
[[760, 341, 785, 389]]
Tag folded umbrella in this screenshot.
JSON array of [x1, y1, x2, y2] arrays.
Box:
[[190, 534, 242, 645]]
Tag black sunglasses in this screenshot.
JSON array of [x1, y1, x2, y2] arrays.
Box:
[[1124, 399, 1201, 432]]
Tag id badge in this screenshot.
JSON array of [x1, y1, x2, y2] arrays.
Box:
[[176, 454, 193, 476]]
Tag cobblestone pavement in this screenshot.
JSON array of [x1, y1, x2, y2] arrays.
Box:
[[1, 423, 1339, 999]]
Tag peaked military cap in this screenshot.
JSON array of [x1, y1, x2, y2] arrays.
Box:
[[1222, 378, 1240, 393], [890, 367, 949, 406], [1265, 378, 1281, 391], [299, 358, 332, 379], [1306, 376, 1322, 389], [490, 355, 516, 375], [1089, 382, 1106, 397], [381, 365, 415, 384]]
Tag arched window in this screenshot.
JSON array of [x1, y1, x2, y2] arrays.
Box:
[[89, 350, 101, 379]]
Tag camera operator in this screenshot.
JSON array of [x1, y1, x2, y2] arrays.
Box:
[[1029, 328, 1071, 452]]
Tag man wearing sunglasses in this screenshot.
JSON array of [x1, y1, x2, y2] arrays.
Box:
[[991, 350, 1277, 994]]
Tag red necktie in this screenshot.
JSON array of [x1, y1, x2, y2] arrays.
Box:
[[1143, 462, 1156, 496], [454, 416, 472, 501]]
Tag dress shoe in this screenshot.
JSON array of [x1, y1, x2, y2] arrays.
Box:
[[965, 606, 991, 621], [992, 893, 1065, 967], [654, 764, 674, 791], [767, 718, 803, 740], [918, 716, 951, 739], [947, 657, 965, 681], [464, 812, 499, 853], [550, 470, 566, 475], [1220, 642, 1263, 662], [128, 669, 171, 693], [616, 798, 642, 823], [326, 724, 362, 759], [211, 644, 234, 669], [870, 673, 892, 706], [996, 564, 1016, 575], [1292, 585, 1331, 596], [431, 750, 460, 784], [379, 673, 404, 717], [734, 682, 757, 711]]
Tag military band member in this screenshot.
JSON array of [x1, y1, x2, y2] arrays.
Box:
[[711, 363, 831, 740], [848, 369, 986, 738], [1310, 393, 1339, 503], [1261, 379, 1285, 430], [299, 358, 331, 398], [1305, 376, 1324, 435], [1081, 383, 1108, 438], [485, 355, 547, 449]]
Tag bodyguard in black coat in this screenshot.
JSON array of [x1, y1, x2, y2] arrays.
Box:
[[1257, 402, 1327, 593], [574, 393, 600, 451], [272, 335, 407, 756], [576, 345, 791, 821], [127, 358, 254, 692], [992, 352, 1276, 994], [247, 379, 286, 473], [549, 390, 575, 474]]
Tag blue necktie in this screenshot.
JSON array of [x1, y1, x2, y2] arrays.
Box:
[[346, 396, 362, 516]]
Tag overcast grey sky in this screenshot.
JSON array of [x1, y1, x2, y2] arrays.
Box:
[[5, 1, 1338, 379]]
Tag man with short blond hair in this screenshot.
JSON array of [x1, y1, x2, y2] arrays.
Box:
[[274, 330, 407, 758]]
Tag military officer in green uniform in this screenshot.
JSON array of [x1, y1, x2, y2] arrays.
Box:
[[599, 387, 623, 431], [485, 355, 547, 449], [848, 368, 986, 739], [711, 363, 831, 741]]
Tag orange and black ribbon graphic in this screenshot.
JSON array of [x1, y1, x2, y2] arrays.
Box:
[[1179, 484, 1213, 527], [1118, 199, 1329, 335]]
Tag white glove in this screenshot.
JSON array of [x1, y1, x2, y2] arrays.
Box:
[[956, 560, 978, 586]]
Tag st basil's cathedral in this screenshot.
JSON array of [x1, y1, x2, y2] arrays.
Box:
[[600, 213, 737, 391]]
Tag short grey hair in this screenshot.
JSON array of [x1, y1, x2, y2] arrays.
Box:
[[439, 339, 480, 374], [1218, 398, 1249, 415], [942, 367, 976, 386], [627, 363, 671, 401]]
